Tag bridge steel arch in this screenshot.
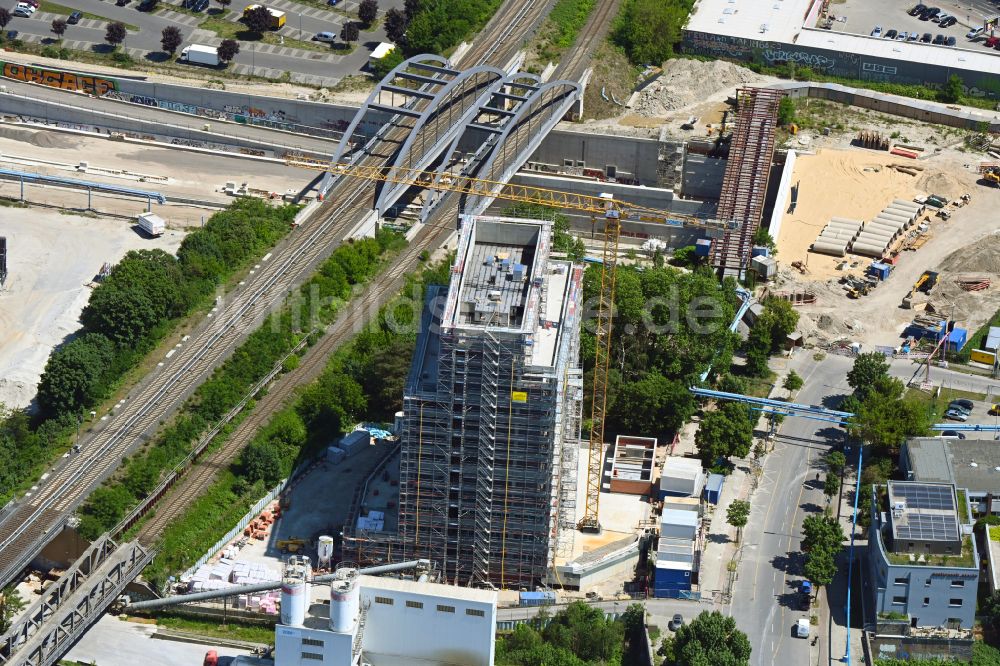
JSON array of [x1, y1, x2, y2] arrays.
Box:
[[419, 71, 542, 222], [463, 80, 581, 215], [320, 54, 455, 195], [374, 64, 507, 213]]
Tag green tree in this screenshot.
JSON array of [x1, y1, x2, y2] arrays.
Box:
[[823, 473, 839, 500], [161, 25, 182, 54], [0, 586, 25, 634], [752, 227, 778, 254], [783, 370, 803, 392], [615, 374, 695, 441], [384, 8, 407, 42], [612, 0, 693, 65], [243, 5, 272, 34], [37, 333, 117, 416], [726, 499, 750, 543], [802, 512, 845, 554], [848, 376, 929, 450], [358, 0, 378, 24], [695, 403, 754, 468], [0, 8, 10, 31], [659, 610, 751, 666], [982, 589, 1000, 635], [370, 45, 403, 79], [777, 97, 796, 126], [242, 439, 284, 487], [846, 352, 890, 398], [825, 450, 846, 476], [938, 74, 964, 104], [217, 39, 240, 64], [341, 20, 360, 43], [803, 544, 838, 588], [105, 21, 127, 48], [51, 18, 67, 39], [671, 245, 698, 267]]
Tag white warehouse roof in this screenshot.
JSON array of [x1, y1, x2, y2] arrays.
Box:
[[661, 456, 703, 480], [660, 508, 699, 528]]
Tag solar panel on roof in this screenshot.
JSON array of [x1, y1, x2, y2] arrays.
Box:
[[893, 483, 955, 511]]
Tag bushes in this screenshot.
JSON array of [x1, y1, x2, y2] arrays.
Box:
[[611, 0, 694, 65], [399, 0, 502, 55]]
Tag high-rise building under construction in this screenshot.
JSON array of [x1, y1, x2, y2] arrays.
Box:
[[343, 214, 584, 589]]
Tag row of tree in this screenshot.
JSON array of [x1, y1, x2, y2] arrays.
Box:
[[379, 0, 500, 61], [75, 231, 408, 539]]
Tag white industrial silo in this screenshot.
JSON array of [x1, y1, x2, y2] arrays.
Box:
[[329, 564, 360, 634], [317, 535, 334, 570], [280, 555, 311, 627]]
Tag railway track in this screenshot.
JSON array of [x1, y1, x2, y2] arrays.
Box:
[[0, 0, 562, 585], [551, 0, 623, 81], [0, 105, 425, 586], [458, 0, 555, 68]]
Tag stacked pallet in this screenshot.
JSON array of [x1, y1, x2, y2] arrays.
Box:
[[811, 217, 863, 257], [956, 274, 991, 291]]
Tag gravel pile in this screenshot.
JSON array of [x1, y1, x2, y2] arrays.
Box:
[[632, 59, 768, 117]]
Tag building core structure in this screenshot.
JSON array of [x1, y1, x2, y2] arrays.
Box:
[[343, 214, 585, 589]]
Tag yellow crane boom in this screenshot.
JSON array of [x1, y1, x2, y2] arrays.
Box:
[[289, 157, 736, 533]]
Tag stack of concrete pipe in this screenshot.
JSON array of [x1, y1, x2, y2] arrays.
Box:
[[811, 217, 863, 257], [849, 200, 922, 257]]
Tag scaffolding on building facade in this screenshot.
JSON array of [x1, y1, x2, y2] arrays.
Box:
[[710, 87, 783, 276], [342, 216, 584, 590]]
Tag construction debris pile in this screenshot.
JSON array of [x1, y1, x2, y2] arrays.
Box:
[[631, 59, 768, 117]]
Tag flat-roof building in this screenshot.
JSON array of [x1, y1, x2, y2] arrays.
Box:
[[684, 0, 1000, 99], [901, 438, 1000, 514], [868, 481, 978, 629]]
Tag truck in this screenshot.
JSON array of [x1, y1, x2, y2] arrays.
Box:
[[243, 4, 286, 28], [369, 42, 396, 69], [180, 44, 220, 66], [137, 212, 166, 237]]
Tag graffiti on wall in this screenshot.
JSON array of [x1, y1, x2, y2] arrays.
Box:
[[684, 31, 859, 71], [1, 62, 117, 95]]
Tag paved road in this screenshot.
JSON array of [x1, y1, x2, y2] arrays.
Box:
[[65, 615, 252, 666], [4, 0, 392, 83], [729, 353, 856, 666]]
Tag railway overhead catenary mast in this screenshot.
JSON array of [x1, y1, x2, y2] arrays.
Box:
[[287, 159, 740, 533]]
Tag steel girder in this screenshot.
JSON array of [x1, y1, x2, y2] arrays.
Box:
[[463, 80, 581, 215], [374, 65, 507, 213], [419, 72, 541, 222]]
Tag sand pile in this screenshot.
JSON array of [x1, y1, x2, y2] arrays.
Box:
[[939, 233, 1000, 274], [917, 171, 971, 200], [632, 59, 766, 117], [0, 126, 82, 149]]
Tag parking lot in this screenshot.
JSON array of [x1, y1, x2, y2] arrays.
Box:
[[828, 0, 1000, 51]]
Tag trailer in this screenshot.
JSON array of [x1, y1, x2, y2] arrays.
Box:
[[137, 212, 166, 237], [180, 44, 220, 66]]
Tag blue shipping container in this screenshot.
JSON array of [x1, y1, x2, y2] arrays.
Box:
[[695, 239, 712, 257], [703, 473, 725, 505]]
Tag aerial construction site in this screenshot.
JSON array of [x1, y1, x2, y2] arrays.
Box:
[[0, 0, 999, 663]]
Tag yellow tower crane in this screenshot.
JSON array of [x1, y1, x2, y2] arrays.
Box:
[[288, 158, 737, 533]]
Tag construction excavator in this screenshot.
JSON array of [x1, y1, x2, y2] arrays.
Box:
[[980, 163, 1000, 187], [288, 158, 741, 532]]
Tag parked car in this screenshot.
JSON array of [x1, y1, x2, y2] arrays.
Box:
[[940, 430, 967, 439], [312, 31, 336, 42], [12, 3, 35, 16], [946, 35, 957, 46], [669, 614, 684, 631], [327, 0, 340, 5], [920, 7, 941, 20], [138, 0, 158, 10], [939, 16, 957, 27], [945, 408, 970, 421], [967, 26, 985, 39], [989, 403, 1000, 415], [932, 12, 951, 23], [920, 32, 932, 42], [949, 399, 974, 414], [897, 31, 909, 41], [932, 33, 946, 44], [871, 25, 883, 37], [886, 29, 899, 39], [909, 3, 927, 16], [67, 9, 82, 22], [115, 0, 131, 6], [907, 31, 919, 41]]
